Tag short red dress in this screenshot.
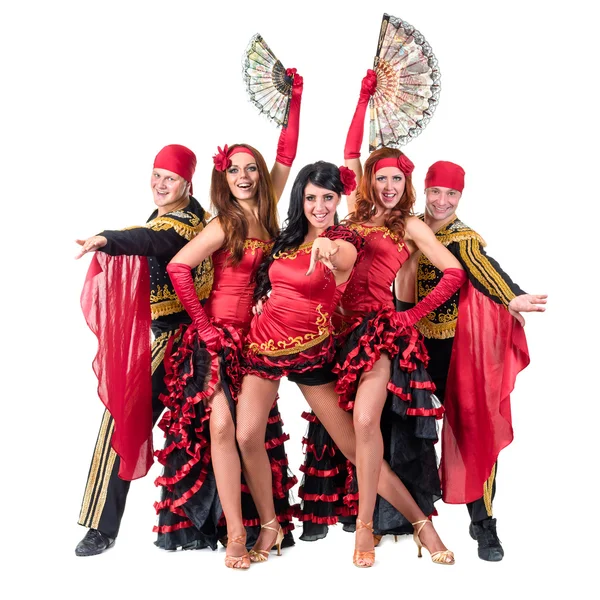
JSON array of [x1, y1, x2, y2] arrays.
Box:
[[300, 224, 444, 539]]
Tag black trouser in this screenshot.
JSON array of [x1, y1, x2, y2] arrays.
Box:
[[77, 325, 179, 538], [425, 337, 497, 524]]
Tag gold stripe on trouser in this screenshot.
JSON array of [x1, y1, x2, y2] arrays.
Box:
[[483, 464, 497, 517], [78, 330, 174, 528]]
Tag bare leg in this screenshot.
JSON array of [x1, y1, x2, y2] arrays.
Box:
[[236, 375, 282, 557], [208, 386, 247, 567], [298, 370, 450, 558]]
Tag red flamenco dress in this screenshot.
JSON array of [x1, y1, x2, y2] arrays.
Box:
[[154, 239, 296, 550], [302, 224, 447, 539], [241, 226, 364, 541]]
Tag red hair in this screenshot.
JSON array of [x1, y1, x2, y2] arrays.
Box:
[[345, 147, 416, 239]]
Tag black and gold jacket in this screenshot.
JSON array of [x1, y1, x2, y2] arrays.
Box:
[[416, 215, 525, 339], [99, 197, 213, 326]]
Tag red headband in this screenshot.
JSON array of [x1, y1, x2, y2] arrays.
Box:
[[213, 145, 255, 172], [374, 154, 415, 177], [153, 144, 196, 193], [338, 166, 357, 195], [425, 161, 465, 192]]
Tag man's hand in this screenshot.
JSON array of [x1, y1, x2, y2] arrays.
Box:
[[75, 235, 107, 259], [508, 293, 548, 326]]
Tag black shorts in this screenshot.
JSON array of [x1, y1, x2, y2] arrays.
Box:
[[287, 362, 337, 386]]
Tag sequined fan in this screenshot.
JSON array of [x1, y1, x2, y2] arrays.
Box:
[[369, 13, 441, 151], [243, 34, 293, 128]]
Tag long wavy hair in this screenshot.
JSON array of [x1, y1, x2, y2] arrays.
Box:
[[345, 147, 416, 239], [209, 143, 279, 265], [254, 161, 344, 301]]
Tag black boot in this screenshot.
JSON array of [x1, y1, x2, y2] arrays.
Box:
[[75, 529, 115, 557], [469, 518, 504, 562]]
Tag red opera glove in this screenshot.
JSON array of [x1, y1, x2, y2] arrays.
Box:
[[166, 262, 222, 350], [276, 68, 303, 167], [393, 268, 467, 328], [344, 69, 378, 160]]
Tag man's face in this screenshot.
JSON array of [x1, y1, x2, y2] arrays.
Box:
[[150, 168, 188, 212], [425, 186, 461, 224]]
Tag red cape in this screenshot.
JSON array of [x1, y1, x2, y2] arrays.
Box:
[[440, 282, 529, 504], [80, 253, 154, 481]]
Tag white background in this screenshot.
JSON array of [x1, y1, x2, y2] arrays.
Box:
[[1, 0, 595, 598]]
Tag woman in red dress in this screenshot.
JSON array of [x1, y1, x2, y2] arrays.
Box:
[[317, 69, 467, 567], [234, 161, 363, 562], [154, 68, 304, 570]]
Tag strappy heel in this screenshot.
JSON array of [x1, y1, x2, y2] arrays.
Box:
[[353, 518, 375, 568], [224, 534, 250, 570], [412, 519, 455, 565], [248, 517, 284, 563]]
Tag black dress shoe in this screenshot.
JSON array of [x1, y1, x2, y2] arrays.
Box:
[[469, 518, 504, 561], [75, 529, 115, 557]]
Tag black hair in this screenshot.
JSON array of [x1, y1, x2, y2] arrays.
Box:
[[253, 161, 343, 301]]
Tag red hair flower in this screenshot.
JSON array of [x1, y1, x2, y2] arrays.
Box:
[[213, 145, 231, 172], [338, 166, 357, 195], [397, 154, 415, 176]]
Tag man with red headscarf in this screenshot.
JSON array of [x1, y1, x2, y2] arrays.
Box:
[[74, 144, 213, 556], [395, 160, 547, 561]]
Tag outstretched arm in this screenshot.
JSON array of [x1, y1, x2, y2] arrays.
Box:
[[343, 69, 377, 215], [508, 294, 547, 326], [270, 68, 304, 201]]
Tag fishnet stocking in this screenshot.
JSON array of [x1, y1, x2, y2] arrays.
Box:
[[235, 375, 281, 551], [208, 386, 243, 539]]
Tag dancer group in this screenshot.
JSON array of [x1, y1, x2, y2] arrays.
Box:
[[75, 67, 547, 568]]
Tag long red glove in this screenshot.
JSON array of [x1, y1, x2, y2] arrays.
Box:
[[166, 262, 222, 350], [344, 69, 378, 159], [393, 268, 467, 327], [276, 68, 303, 166]]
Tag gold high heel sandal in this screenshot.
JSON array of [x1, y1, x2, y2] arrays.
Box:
[[224, 534, 250, 570], [248, 517, 284, 563], [412, 519, 455, 565], [353, 518, 375, 568]]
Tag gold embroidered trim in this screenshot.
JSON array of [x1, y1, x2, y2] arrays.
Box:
[[78, 411, 113, 527], [273, 242, 313, 261], [146, 216, 202, 241], [244, 239, 274, 254], [459, 239, 515, 306], [79, 414, 116, 529], [151, 330, 174, 373], [416, 317, 457, 339], [483, 464, 496, 517], [248, 304, 330, 356], [150, 260, 213, 319], [349, 223, 405, 251]]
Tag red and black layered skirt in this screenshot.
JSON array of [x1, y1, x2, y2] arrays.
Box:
[[298, 307, 444, 538], [153, 322, 297, 550]]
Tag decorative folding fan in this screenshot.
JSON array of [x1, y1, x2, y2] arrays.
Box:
[[243, 34, 293, 128], [369, 14, 441, 151]]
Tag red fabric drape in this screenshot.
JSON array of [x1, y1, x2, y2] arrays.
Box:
[[80, 253, 154, 480], [440, 283, 529, 504]]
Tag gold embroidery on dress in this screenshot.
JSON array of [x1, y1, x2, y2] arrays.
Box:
[[248, 304, 331, 356], [348, 223, 405, 251], [273, 242, 313, 261], [244, 239, 274, 255]]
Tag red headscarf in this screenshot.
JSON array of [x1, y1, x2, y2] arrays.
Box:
[[153, 144, 197, 194], [425, 161, 465, 192]]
